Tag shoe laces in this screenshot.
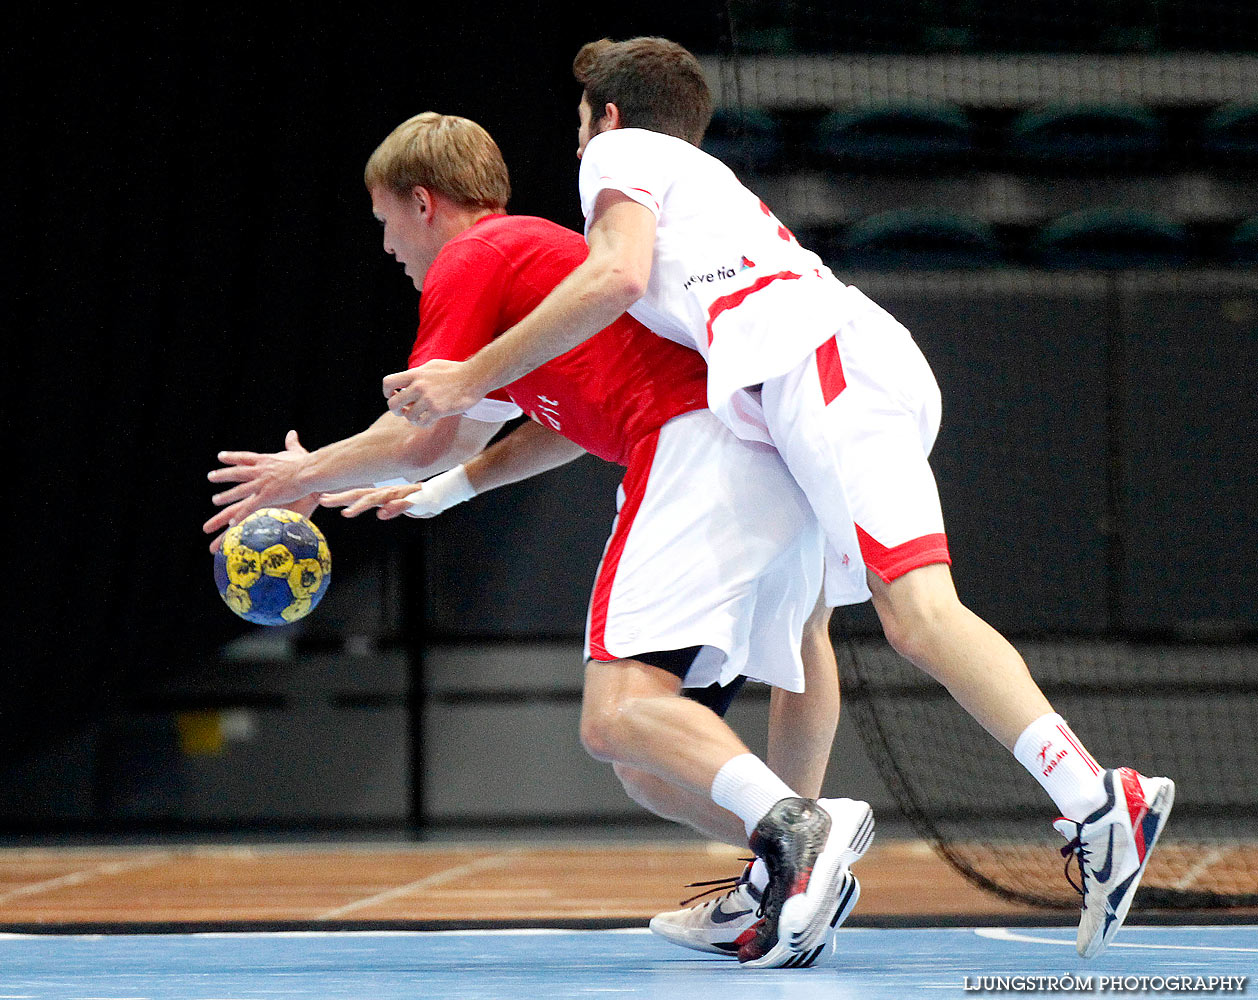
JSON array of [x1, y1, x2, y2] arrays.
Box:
[[676, 858, 755, 907], [1059, 832, 1088, 900]]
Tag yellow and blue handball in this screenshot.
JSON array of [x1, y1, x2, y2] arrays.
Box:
[[213, 508, 331, 625]]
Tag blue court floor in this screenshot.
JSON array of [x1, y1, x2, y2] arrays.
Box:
[[0, 925, 1253, 999]]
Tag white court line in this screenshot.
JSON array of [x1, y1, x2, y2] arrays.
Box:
[[1170, 846, 1228, 890], [976, 926, 1258, 953], [0, 854, 171, 905], [315, 850, 521, 920]]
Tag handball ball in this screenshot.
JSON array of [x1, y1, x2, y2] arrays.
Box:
[[213, 508, 331, 625]]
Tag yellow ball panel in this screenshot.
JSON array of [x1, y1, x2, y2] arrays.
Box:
[[226, 546, 262, 587], [260, 543, 295, 578], [288, 558, 323, 599], [281, 597, 313, 623], [224, 584, 252, 614]]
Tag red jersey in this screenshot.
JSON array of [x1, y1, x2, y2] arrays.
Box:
[[407, 215, 707, 465]]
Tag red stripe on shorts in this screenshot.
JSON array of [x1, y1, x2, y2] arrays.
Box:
[[855, 525, 951, 584], [705, 272, 803, 345], [815, 336, 846, 405], [587, 430, 661, 661]]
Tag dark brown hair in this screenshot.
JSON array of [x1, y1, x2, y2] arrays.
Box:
[[573, 37, 713, 146]]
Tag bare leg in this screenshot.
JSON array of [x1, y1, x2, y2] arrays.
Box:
[[613, 763, 748, 844], [580, 658, 752, 796], [767, 594, 839, 797], [867, 562, 1053, 750], [607, 592, 841, 844]]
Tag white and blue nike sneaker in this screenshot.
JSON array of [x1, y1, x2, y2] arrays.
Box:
[[649, 860, 861, 968], [649, 861, 762, 957], [1054, 767, 1175, 959]]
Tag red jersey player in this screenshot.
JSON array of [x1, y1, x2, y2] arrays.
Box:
[[205, 112, 864, 968]]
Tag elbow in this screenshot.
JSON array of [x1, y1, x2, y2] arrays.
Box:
[[589, 257, 648, 310], [611, 267, 648, 307], [397, 418, 459, 474]]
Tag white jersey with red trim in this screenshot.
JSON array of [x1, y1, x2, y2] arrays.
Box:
[[578, 127, 860, 442]]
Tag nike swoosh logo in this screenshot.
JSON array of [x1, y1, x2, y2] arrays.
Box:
[[1103, 870, 1139, 937], [1094, 827, 1115, 883], [710, 904, 755, 924]]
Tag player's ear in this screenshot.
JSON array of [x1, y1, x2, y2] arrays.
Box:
[[602, 103, 622, 131], [409, 185, 433, 217]]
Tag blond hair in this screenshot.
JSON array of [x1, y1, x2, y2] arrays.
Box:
[[364, 112, 511, 210]]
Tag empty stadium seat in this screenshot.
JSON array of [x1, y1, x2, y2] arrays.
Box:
[[701, 107, 785, 172], [809, 103, 974, 167], [839, 209, 1002, 269], [1032, 208, 1190, 268], [1201, 104, 1258, 161], [1228, 216, 1258, 266], [1007, 104, 1166, 167]]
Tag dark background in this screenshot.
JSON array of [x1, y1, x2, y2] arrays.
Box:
[[5, 4, 727, 746], [4, 4, 1256, 828]]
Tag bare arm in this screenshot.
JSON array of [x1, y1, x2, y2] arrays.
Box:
[[323, 419, 589, 520], [381, 192, 658, 426], [462, 419, 588, 493], [204, 412, 502, 547]]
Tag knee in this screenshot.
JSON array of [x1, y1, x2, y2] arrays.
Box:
[[873, 574, 960, 665], [580, 707, 618, 763], [581, 699, 641, 764]]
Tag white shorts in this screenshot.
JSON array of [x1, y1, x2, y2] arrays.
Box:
[[761, 287, 951, 607], [584, 409, 824, 693]]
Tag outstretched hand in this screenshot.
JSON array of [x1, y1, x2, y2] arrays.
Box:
[[321, 484, 419, 520], [204, 429, 312, 550], [382, 359, 486, 427]]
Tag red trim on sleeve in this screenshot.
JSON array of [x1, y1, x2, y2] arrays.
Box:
[[815, 336, 846, 405], [705, 271, 803, 345], [588, 431, 661, 661], [855, 526, 951, 583]]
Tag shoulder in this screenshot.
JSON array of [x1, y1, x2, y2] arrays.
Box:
[[589, 128, 700, 161], [454, 214, 583, 254]]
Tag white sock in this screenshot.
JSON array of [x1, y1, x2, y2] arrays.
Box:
[[1013, 713, 1108, 822], [710, 753, 798, 838], [748, 858, 770, 892]]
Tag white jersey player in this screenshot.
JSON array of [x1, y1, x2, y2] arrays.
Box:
[[577, 124, 948, 608], [381, 40, 1174, 964]]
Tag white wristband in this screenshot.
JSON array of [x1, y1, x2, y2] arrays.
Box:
[[404, 465, 476, 518]]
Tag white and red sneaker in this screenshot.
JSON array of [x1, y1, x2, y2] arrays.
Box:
[[649, 862, 762, 956], [650, 861, 861, 968], [1053, 767, 1175, 958], [738, 797, 874, 969]]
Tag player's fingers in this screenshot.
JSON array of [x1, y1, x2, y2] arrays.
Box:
[[340, 496, 380, 517], [387, 385, 423, 415], [207, 465, 258, 484], [215, 494, 262, 527], [377, 500, 414, 520], [214, 450, 262, 466], [203, 507, 233, 534], [381, 370, 417, 398], [208, 532, 226, 555], [211, 481, 260, 506], [319, 489, 363, 508]]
